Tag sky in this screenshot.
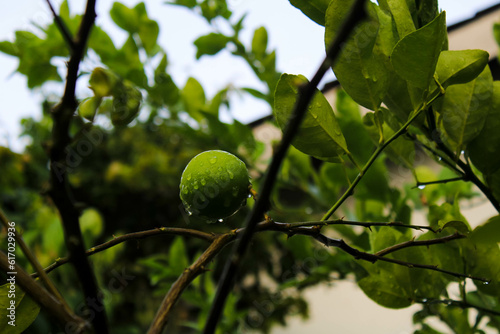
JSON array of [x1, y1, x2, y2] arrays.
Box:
[[1, 0, 500, 153]]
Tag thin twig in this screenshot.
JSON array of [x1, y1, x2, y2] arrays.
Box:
[[413, 176, 465, 189], [280, 219, 436, 232], [375, 232, 466, 257], [45, 0, 75, 49], [417, 298, 500, 317], [425, 108, 500, 212], [201, 2, 369, 333], [46, 0, 108, 332], [32, 227, 216, 277], [0, 209, 72, 315], [0, 251, 88, 332]]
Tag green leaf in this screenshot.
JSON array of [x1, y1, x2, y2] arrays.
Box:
[[378, 0, 416, 38], [358, 269, 413, 308], [467, 242, 500, 296], [274, 74, 348, 161], [251, 27, 268, 59], [0, 41, 18, 56], [288, 0, 330, 26], [165, 0, 197, 8], [494, 22, 500, 46], [438, 66, 493, 151], [0, 284, 40, 334], [138, 19, 159, 56], [181, 77, 206, 121], [80, 208, 104, 247], [88, 27, 117, 63], [468, 81, 500, 174], [89, 67, 118, 97], [111, 81, 143, 126], [169, 237, 189, 273], [78, 96, 102, 122], [391, 12, 446, 89], [193, 33, 230, 59], [325, 1, 388, 111], [415, 0, 439, 28], [149, 72, 180, 107], [433, 50, 489, 90], [440, 220, 470, 234], [59, 0, 70, 21], [470, 215, 500, 244], [110, 2, 140, 33]]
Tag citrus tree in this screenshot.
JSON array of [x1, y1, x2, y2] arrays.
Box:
[[1, 0, 500, 333]]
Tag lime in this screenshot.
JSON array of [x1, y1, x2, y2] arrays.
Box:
[[179, 150, 250, 220]]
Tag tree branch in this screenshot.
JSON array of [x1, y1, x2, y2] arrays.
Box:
[[202, 2, 369, 332], [45, 0, 75, 49], [33, 227, 216, 277], [46, 0, 108, 332], [280, 219, 436, 232], [375, 232, 466, 257], [0, 251, 88, 332]]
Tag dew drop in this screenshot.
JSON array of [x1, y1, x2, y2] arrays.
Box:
[[210, 157, 217, 164], [460, 150, 465, 155], [187, 210, 193, 216], [227, 169, 234, 179], [201, 178, 207, 186], [218, 166, 223, 172], [247, 193, 252, 198], [437, 157, 442, 161], [218, 218, 224, 223], [194, 183, 199, 190], [186, 173, 192, 181], [484, 281, 490, 285], [417, 185, 426, 190]]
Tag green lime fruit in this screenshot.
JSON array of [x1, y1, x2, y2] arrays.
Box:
[[180, 150, 251, 220]]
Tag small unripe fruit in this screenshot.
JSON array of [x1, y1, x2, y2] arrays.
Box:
[[180, 150, 250, 220]]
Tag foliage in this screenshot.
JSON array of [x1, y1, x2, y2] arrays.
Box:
[[0, 0, 500, 333]]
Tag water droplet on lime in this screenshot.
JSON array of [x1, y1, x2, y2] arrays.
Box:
[[201, 178, 206, 186], [210, 157, 217, 164], [228, 169, 234, 179]]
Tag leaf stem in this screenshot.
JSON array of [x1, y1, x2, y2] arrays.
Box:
[[45, 0, 75, 50], [321, 100, 435, 221], [413, 176, 465, 189]]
